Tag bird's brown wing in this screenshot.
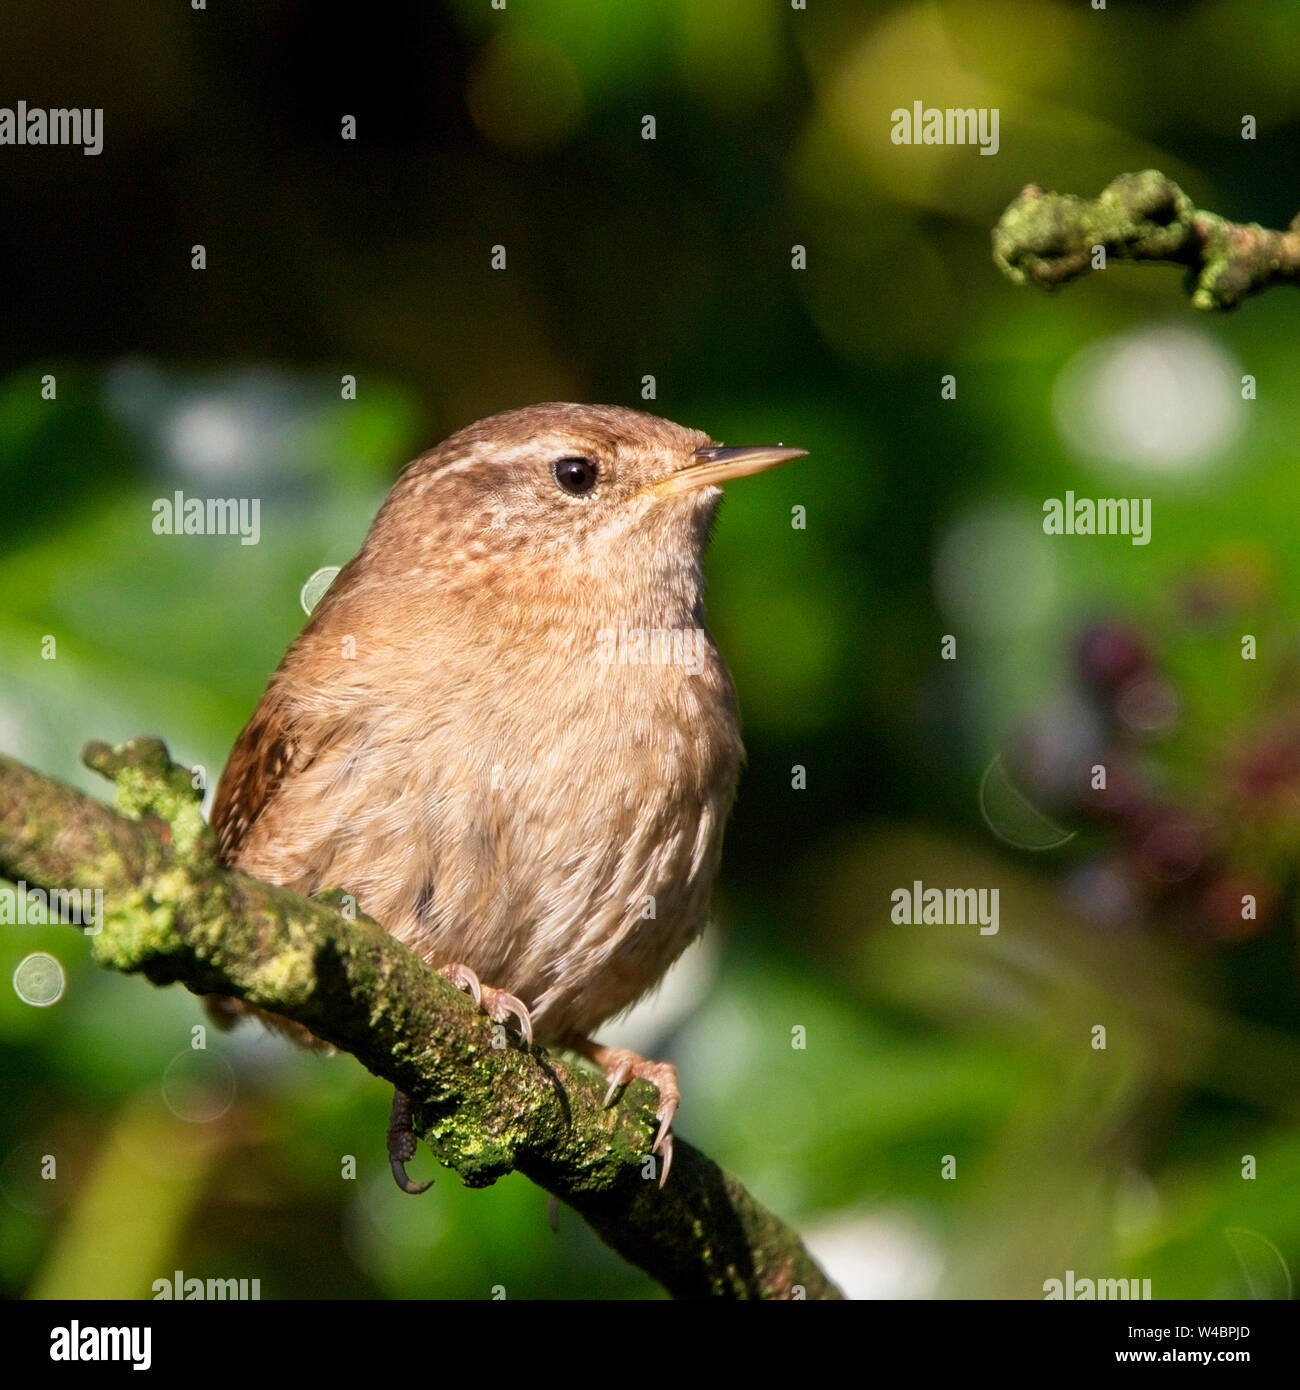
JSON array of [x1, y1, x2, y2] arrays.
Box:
[[206, 693, 334, 1048], [206, 558, 372, 1046], [211, 555, 368, 863], [210, 695, 316, 864]]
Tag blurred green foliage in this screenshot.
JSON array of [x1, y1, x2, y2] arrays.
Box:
[[3, 0, 1300, 1299]]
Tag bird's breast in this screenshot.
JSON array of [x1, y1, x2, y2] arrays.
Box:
[[242, 616, 743, 1042]]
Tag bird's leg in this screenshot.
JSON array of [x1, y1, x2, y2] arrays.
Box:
[[437, 962, 534, 1044], [570, 1038, 679, 1186], [387, 1088, 432, 1195]]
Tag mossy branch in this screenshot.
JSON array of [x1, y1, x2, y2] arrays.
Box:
[[993, 169, 1300, 310], [0, 736, 841, 1301]]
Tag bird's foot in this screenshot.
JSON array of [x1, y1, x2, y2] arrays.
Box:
[[437, 962, 534, 1044], [574, 1040, 679, 1186], [387, 1088, 432, 1195]]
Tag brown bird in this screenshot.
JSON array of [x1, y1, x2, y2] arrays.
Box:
[[208, 402, 806, 1189]]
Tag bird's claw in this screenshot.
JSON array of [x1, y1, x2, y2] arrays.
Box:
[[581, 1043, 680, 1187], [652, 1096, 678, 1156], [438, 962, 533, 1044], [437, 961, 482, 1007], [387, 1088, 432, 1195], [390, 1154, 432, 1195], [655, 1130, 674, 1187], [482, 985, 534, 1045], [601, 1058, 632, 1108]]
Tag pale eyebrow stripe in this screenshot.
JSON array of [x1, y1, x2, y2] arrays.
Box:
[[435, 436, 590, 478]]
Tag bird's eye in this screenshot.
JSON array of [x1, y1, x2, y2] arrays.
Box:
[[553, 456, 599, 496]]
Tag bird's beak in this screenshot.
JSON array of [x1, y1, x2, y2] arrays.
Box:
[[649, 443, 809, 498]]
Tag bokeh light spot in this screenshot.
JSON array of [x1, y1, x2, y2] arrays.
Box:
[[13, 952, 65, 1007], [161, 1049, 237, 1124], [301, 565, 341, 615], [468, 32, 584, 154], [979, 755, 1075, 850], [934, 505, 1057, 635], [1053, 326, 1242, 476]]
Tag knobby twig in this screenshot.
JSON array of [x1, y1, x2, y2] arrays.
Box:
[[0, 736, 842, 1300], [993, 169, 1300, 310]]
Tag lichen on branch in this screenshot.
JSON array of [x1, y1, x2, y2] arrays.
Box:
[[0, 736, 841, 1300], [993, 169, 1300, 310]]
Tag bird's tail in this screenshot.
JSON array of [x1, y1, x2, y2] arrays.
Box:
[[202, 993, 334, 1052]]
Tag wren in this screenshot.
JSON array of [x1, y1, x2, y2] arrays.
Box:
[[208, 402, 807, 1188]]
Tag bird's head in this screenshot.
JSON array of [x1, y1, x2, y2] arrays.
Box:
[[321, 402, 805, 643]]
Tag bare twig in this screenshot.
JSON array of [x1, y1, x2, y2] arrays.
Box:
[[993, 170, 1300, 310]]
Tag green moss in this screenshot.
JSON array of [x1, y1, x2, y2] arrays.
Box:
[[83, 736, 214, 862], [254, 945, 317, 1009], [90, 889, 177, 970]]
